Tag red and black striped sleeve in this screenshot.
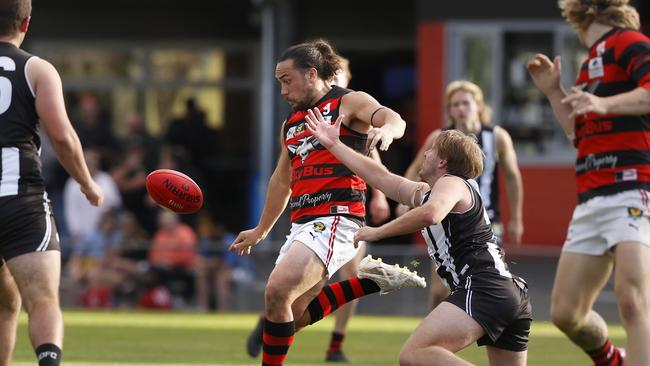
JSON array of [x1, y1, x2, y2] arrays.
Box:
[[615, 29, 650, 91]]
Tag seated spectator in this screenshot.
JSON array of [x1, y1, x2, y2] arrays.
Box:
[[65, 210, 122, 307], [148, 210, 198, 307], [195, 212, 236, 311], [63, 149, 122, 246]]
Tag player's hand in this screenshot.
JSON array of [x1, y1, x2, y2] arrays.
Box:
[[562, 87, 608, 119], [526, 54, 561, 96], [508, 217, 524, 246], [366, 126, 394, 152], [395, 203, 410, 217], [369, 193, 390, 225], [229, 228, 265, 256], [353, 226, 380, 248], [80, 180, 104, 207], [305, 108, 343, 148]]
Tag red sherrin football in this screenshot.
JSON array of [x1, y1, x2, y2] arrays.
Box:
[[145, 169, 203, 214]]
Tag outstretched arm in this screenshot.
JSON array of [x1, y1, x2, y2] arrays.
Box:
[[353, 176, 468, 246], [368, 149, 390, 225], [526, 54, 574, 138], [305, 108, 426, 208], [229, 126, 292, 255]]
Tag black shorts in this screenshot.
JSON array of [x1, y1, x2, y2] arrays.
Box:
[[445, 272, 532, 352], [0, 192, 60, 261]]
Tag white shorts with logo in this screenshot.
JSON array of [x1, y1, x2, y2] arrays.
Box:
[[563, 189, 650, 255], [276, 216, 362, 278]]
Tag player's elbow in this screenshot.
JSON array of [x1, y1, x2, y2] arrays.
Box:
[[49, 130, 77, 154], [393, 118, 406, 138], [417, 209, 440, 226]]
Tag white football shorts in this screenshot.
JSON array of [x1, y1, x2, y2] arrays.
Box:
[[276, 216, 362, 278], [563, 189, 650, 255]]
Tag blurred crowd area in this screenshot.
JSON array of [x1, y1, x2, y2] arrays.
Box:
[[46, 90, 414, 312], [42, 92, 260, 311]]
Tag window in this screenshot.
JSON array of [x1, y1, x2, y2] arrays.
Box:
[[447, 22, 582, 164]]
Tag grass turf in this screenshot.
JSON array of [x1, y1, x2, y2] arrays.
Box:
[[11, 311, 625, 365]]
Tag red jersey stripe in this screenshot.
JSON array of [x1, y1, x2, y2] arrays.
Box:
[[577, 131, 650, 157]]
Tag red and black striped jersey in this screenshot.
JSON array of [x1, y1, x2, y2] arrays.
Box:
[[573, 28, 650, 203], [283, 86, 368, 223]]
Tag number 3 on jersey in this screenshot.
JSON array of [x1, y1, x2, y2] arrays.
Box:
[[0, 56, 16, 115]]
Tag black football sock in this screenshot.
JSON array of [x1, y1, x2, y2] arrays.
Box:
[[262, 319, 295, 366], [35, 343, 61, 366]]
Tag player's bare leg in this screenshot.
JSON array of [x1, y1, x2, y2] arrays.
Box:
[[260, 241, 328, 365], [7, 251, 64, 363], [613, 242, 650, 366], [0, 262, 21, 366], [429, 266, 451, 311], [550, 252, 623, 364], [486, 346, 527, 366], [399, 302, 485, 366]]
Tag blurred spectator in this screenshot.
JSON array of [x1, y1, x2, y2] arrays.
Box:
[[148, 210, 198, 306], [65, 210, 122, 307], [164, 98, 218, 168], [71, 92, 118, 165], [195, 212, 235, 311], [124, 112, 159, 170], [63, 149, 122, 245], [111, 140, 158, 234]]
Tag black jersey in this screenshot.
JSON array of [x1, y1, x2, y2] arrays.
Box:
[[446, 125, 500, 223], [0, 42, 43, 197], [420, 176, 510, 290]]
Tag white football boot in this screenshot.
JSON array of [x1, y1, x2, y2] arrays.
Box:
[[358, 255, 426, 295]]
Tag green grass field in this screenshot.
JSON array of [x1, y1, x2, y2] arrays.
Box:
[[10, 311, 625, 365]]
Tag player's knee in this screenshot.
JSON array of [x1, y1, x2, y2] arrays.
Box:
[[550, 301, 581, 331], [398, 347, 417, 366], [0, 294, 20, 315], [264, 282, 291, 309], [614, 283, 649, 323], [20, 290, 58, 315]]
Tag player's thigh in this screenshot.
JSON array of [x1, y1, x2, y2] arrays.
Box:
[[551, 251, 613, 317], [6, 251, 61, 306], [267, 240, 328, 301], [614, 242, 650, 301], [487, 346, 527, 366], [402, 302, 484, 353], [336, 242, 365, 279], [0, 262, 20, 311]]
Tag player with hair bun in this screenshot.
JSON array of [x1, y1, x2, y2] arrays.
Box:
[[230, 39, 425, 366]]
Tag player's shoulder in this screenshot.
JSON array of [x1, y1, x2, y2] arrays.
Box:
[[615, 28, 649, 42], [340, 90, 376, 106]]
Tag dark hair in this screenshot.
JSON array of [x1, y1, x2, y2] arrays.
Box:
[[278, 39, 341, 81], [0, 0, 31, 37]]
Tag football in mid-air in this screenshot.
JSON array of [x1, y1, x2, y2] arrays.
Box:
[[145, 169, 203, 214]]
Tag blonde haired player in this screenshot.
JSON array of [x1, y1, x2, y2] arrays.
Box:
[[527, 1, 650, 365], [307, 109, 532, 366], [398, 80, 523, 309]]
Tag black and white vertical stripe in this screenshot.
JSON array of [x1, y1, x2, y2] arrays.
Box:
[[0, 147, 19, 197], [420, 176, 511, 291], [35, 192, 52, 252], [478, 128, 497, 217]]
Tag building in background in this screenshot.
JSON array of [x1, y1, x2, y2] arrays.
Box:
[[28, 0, 648, 246]]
